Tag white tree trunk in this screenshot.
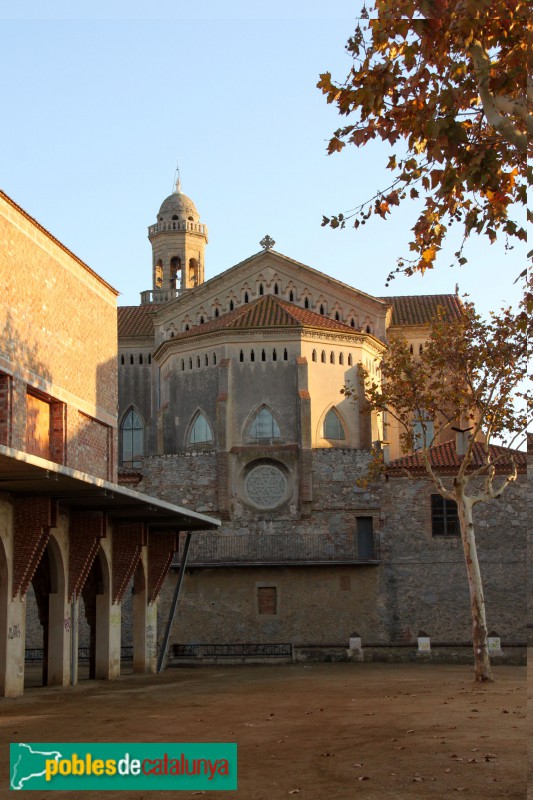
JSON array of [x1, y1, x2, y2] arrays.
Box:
[[455, 487, 493, 681]]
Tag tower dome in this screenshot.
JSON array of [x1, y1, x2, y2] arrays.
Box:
[[157, 177, 200, 223]]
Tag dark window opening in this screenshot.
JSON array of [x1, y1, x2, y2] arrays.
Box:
[[130, 355, 134, 365], [244, 292, 249, 303], [148, 354, 152, 364], [350, 318, 355, 328], [273, 349, 277, 361], [215, 308, 220, 317], [431, 495, 459, 536], [312, 350, 317, 362], [120, 355, 124, 365], [356, 517, 375, 559], [335, 311, 340, 321], [259, 284, 264, 295], [139, 354, 143, 365], [274, 283, 279, 295], [213, 353, 217, 365], [261, 349, 266, 361], [229, 300, 234, 311], [251, 350, 255, 362], [283, 349, 288, 361], [348, 354, 353, 366], [304, 297, 309, 309], [289, 290, 294, 302], [240, 350, 244, 363], [320, 305, 324, 315]]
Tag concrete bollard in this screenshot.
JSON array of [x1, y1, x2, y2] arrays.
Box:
[[347, 633, 364, 662]]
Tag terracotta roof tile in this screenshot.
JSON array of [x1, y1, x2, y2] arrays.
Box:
[[381, 294, 464, 326], [118, 305, 161, 337], [387, 440, 526, 474], [171, 294, 363, 340]]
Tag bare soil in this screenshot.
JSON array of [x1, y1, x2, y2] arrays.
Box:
[[1, 661, 528, 799]]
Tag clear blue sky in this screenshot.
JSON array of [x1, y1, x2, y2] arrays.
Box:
[[0, 3, 525, 315]]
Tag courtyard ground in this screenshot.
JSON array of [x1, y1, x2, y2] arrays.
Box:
[[1, 661, 528, 799]]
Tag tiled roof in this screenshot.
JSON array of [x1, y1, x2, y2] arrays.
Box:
[[118, 305, 161, 337], [387, 440, 527, 475], [381, 294, 464, 326], [168, 294, 364, 340]]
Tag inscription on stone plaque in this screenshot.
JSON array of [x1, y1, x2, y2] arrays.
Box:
[[244, 464, 287, 509]]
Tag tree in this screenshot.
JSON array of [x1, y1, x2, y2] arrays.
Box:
[[318, 1, 531, 281], [344, 298, 528, 681]]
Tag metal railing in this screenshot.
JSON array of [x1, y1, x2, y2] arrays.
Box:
[[25, 646, 133, 663], [171, 643, 292, 659], [172, 532, 380, 568]]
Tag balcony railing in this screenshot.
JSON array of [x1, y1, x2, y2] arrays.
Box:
[[148, 221, 207, 236], [172, 532, 380, 568]]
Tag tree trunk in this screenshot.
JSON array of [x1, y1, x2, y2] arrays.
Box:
[[456, 488, 493, 682]]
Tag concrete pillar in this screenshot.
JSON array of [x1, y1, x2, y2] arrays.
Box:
[[132, 555, 148, 674], [2, 596, 26, 697], [47, 591, 69, 686], [146, 603, 158, 674]]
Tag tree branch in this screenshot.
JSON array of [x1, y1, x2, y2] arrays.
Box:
[[469, 41, 529, 152]]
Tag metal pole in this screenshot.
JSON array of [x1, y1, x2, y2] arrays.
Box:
[[157, 532, 192, 674], [70, 591, 77, 686]]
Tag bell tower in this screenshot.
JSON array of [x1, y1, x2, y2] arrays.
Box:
[[144, 175, 208, 304]]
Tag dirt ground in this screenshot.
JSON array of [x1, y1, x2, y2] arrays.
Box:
[[1, 661, 528, 799]]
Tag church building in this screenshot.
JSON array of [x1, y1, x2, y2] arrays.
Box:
[[118, 179, 527, 663]]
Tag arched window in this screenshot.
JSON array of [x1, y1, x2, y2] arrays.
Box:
[[321, 350, 326, 363], [283, 349, 288, 361], [229, 300, 234, 311], [244, 292, 249, 303], [274, 283, 279, 295], [240, 350, 244, 362], [120, 355, 124, 365], [181, 359, 185, 371], [189, 357, 193, 370], [248, 407, 281, 442], [339, 353, 344, 365], [366, 325, 371, 333], [330, 352, 335, 364], [259, 283, 264, 295], [348, 354, 353, 366], [312, 350, 317, 362], [213, 353, 217, 365], [289, 290, 294, 302], [335, 311, 340, 321], [320, 305, 324, 315], [185, 324, 190, 331], [205, 354, 209, 366], [121, 409, 143, 468], [261, 349, 266, 361], [200, 316, 205, 324], [350, 318, 355, 328], [130, 355, 134, 365], [139, 354, 143, 364], [251, 350, 255, 362], [304, 297, 309, 309], [188, 412, 213, 446], [197, 356, 201, 368], [215, 308, 220, 318], [273, 349, 277, 361], [148, 354, 152, 364], [323, 408, 346, 440]]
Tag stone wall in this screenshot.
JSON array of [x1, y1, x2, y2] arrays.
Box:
[[131, 447, 527, 655]]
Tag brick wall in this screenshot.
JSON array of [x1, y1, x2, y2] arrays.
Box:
[[0, 191, 118, 480]]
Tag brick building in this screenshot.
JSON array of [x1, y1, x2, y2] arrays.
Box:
[[118, 180, 527, 663], [0, 190, 219, 697]]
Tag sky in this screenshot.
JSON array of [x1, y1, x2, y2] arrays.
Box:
[[0, 3, 526, 317]]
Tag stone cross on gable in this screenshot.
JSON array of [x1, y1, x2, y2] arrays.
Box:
[[260, 234, 275, 251]]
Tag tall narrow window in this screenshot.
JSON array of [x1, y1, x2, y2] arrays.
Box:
[[188, 412, 214, 445], [205, 354, 209, 366], [412, 410, 434, 449], [323, 408, 346, 440], [320, 305, 324, 315], [335, 311, 340, 321], [304, 297, 309, 309], [321, 350, 326, 363], [289, 290, 294, 302], [283, 349, 288, 361], [330, 352, 335, 364], [259, 283, 264, 295], [229, 300, 234, 311], [248, 407, 281, 442], [261, 349, 266, 361], [274, 283, 279, 295], [312, 350, 317, 362], [339, 353, 344, 365], [347, 354, 353, 366], [244, 292, 249, 303], [121, 409, 143, 468], [356, 517, 375, 559], [251, 350, 255, 362], [213, 353, 217, 365], [240, 350, 244, 362], [273, 349, 277, 361]]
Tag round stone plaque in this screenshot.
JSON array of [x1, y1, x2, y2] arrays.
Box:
[[244, 464, 287, 509]]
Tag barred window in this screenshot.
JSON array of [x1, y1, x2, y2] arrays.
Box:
[[431, 494, 459, 536]]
